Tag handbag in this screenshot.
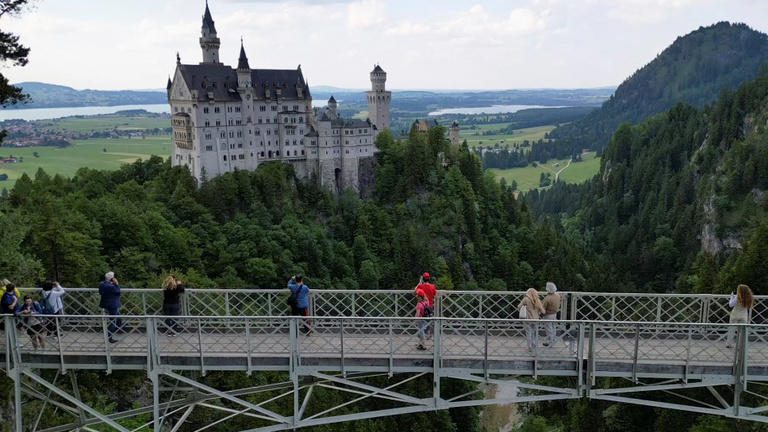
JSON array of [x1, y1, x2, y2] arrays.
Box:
[[519, 305, 528, 319]]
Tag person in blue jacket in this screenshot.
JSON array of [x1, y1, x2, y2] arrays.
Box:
[[16, 295, 46, 349], [288, 274, 311, 334], [99, 271, 121, 343]]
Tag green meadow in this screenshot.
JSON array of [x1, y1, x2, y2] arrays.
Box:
[[0, 136, 171, 188], [461, 124, 555, 148], [42, 115, 170, 132], [489, 151, 601, 192]]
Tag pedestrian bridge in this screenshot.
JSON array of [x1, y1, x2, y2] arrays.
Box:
[[3, 289, 768, 432]]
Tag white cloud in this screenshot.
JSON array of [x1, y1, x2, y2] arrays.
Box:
[[347, 0, 386, 29]]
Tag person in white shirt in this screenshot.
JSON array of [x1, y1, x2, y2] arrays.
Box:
[[41, 280, 66, 336]]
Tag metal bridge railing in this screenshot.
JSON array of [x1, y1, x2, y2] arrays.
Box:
[[11, 288, 767, 323], [2, 315, 765, 377]]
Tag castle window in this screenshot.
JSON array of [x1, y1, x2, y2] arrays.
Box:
[[250, 153, 253, 157], [256, 130, 261, 136], [261, 152, 265, 157], [260, 106, 266, 112], [223, 155, 227, 161], [299, 117, 303, 123], [235, 107, 241, 113], [205, 121, 210, 127], [282, 105, 287, 111], [229, 132, 234, 138], [346, 150, 349, 154], [266, 118, 270, 123], [205, 133, 212, 140], [216, 120, 221, 126], [205, 145, 213, 151], [204, 107, 209, 113], [301, 150, 305, 155], [293, 105, 299, 111], [276, 151, 280, 156], [239, 154, 245, 160], [271, 106, 277, 111], [238, 143, 243, 148], [214, 107, 220, 113], [220, 132, 226, 138], [258, 118, 262, 124], [236, 120, 241, 125], [237, 131, 242, 138]]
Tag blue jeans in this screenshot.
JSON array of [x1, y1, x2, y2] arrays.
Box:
[[104, 307, 122, 338]]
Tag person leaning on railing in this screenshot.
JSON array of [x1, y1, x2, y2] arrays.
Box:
[[541, 282, 561, 347], [1, 283, 19, 330], [519, 288, 545, 352], [727, 284, 755, 348], [162, 275, 185, 336]]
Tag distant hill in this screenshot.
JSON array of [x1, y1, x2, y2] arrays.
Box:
[[550, 22, 768, 154], [3, 82, 167, 109]]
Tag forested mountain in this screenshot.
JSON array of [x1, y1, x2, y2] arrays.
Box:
[[528, 72, 768, 298], [549, 22, 768, 156]]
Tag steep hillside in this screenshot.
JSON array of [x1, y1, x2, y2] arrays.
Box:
[[529, 72, 768, 294], [3, 82, 167, 109], [549, 22, 768, 155]]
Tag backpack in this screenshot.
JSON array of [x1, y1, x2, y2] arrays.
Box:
[[421, 302, 434, 318], [41, 291, 56, 315], [286, 284, 304, 307]]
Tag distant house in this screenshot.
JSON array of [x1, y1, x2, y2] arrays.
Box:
[[1, 157, 17, 164], [412, 119, 439, 133]]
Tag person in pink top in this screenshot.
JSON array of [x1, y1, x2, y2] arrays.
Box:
[[414, 272, 437, 306]]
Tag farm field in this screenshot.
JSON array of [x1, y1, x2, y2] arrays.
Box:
[[461, 124, 555, 148], [0, 136, 171, 189], [43, 115, 170, 132], [489, 151, 601, 192]]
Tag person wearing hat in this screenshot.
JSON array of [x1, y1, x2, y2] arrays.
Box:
[[99, 271, 121, 343], [541, 282, 561, 347], [414, 288, 433, 350], [414, 272, 437, 307]]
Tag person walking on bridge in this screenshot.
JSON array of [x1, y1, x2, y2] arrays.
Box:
[[288, 275, 311, 335], [519, 288, 545, 352], [162, 275, 185, 336], [727, 284, 754, 348], [99, 272, 122, 343], [542, 282, 561, 347], [415, 289, 433, 351]]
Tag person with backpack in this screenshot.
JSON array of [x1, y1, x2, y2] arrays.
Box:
[[541, 282, 561, 347], [1, 283, 19, 330], [1, 279, 21, 304], [15, 295, 46, 349], [415, 289, 433, 351], [41, 281, 66, 337], [287, 275, 311, 334], [99, 271, 121, 343]]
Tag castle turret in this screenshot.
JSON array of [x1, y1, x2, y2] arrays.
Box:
[[237, 39, 251, 88], [200, 1, 221, 64], [328, 95, 337, 119], [367, 64, 391, 137], [450, 121, 461, 147], [166, 76, 173, 99]]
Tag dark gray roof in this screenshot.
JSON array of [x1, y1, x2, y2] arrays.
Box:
[[176, 63, 310, 101], [166, 77, 172, 90], [451, 121, 459, 127], [372, 65, 385, 73], [328, 95, 336, 103], [237, 43, 249, 70], [203, 3, 216, 33], [304, 126, 319, 138]]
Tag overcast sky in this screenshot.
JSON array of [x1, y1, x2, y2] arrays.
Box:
[[3, 0, 767, 91]]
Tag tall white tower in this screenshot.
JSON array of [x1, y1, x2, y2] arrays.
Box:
[[367, 65, 391, 136], [200, 2, 220, 64]]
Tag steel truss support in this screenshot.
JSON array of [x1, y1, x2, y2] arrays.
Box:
[[589, 376, 768, 423]]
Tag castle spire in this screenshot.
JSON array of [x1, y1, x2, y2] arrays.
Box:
[[199, 1, 221, 64], [203, 1, 217, 34], [237, 37, 250, 70]]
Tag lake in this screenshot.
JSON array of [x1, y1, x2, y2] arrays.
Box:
[[428, 104, 565, 116], [0, 104, 170, 121]]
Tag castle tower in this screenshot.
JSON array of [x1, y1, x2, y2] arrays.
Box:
[[237, 39, 251, 88], [367, 65, 391, 136], [328, 96, 338, 119], [450, 121, 461, 147], [200, 2, 221, 64]]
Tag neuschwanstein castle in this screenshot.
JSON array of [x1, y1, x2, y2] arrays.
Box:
[[167, 3, 391, 191]]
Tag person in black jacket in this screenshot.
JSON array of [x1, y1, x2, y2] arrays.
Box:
[[162, 275, 185, 336], [99, 271, 121, 343]]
